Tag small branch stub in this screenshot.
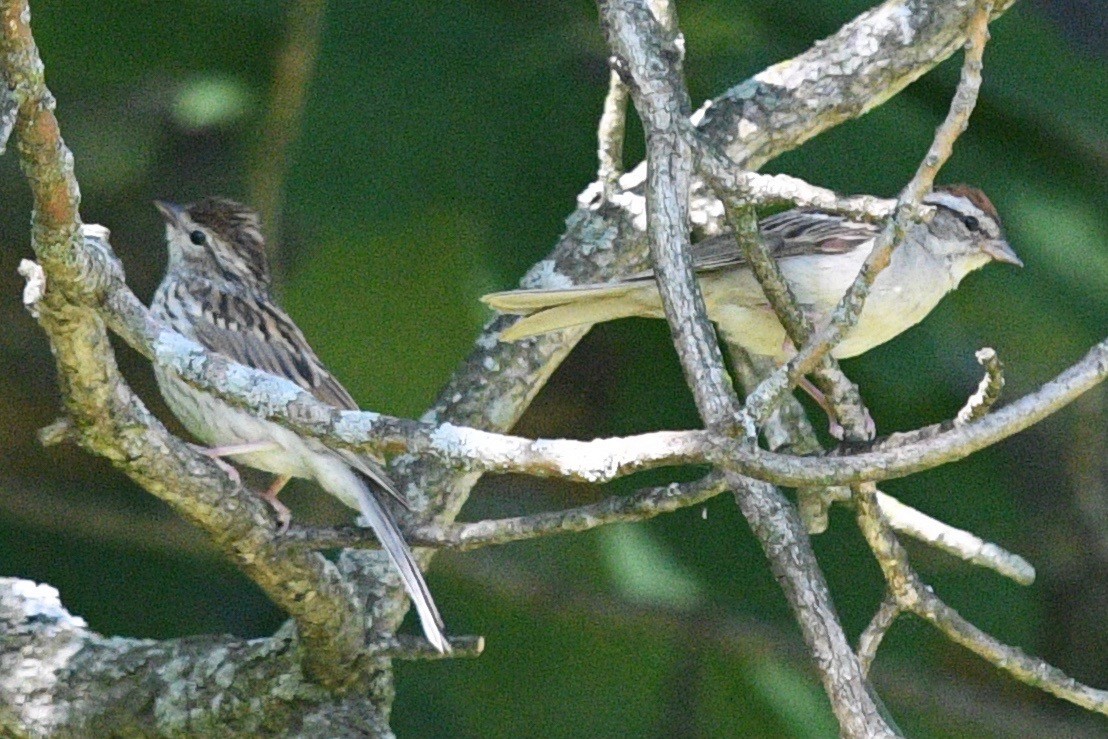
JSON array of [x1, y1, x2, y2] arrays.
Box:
[[0, 89, 16, 154], [18, 259, 46, 318], [957, 348, 1004, 425]]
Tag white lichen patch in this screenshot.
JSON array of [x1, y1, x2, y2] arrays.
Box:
[[331, 409, 383, 444], [428, 423, 486, 463], [888, 4, 916, 45], [0, 579, 88, 733], [18, 259, 45, 317], [7, 580, 87, 629], [222, 361, 303, 413], [154, 330, 304, 416], [737, 119, 759, 141], [473, 328, 502, 351], [153, 330, 209, 375], [521, 259, 576, 290], [485, 394, 522, 430], [754, 60, 795, 89], [529, 438, 619, 483], [689, 100, 711, 126]]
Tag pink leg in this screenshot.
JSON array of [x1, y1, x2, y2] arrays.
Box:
[[194, 445, 242, 485], [197, 440, 281, 485], [797, 377, 875, 441], [203, 440, 281, 458], [260, 474, 293, 534]]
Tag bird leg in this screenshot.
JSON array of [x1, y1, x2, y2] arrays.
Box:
[[796, 377, 875, 441], [195, 442, 291, 531], [202, 440, 282, 458], [196, 441, 280, 485], [260, 474, 293, 534]]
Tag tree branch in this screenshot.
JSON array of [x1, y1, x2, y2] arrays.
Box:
[[2, 0, 1049, 733], [284, 474, 728, 551], [0, 0, 368, 690], [597, 1, 894, 734], [853, 484, 1108, 715]]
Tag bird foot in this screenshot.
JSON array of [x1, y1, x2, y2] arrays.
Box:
[[797, 378, 876, 441], [260, 474, 293, 534], [826, 409, 876, 442]]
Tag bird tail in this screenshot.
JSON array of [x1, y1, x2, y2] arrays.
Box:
[[353, 481, 450, 653], [481, 283, 650, 341]]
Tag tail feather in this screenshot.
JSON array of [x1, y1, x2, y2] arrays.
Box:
[[481, 282, 644, 313], [483, 283, 655, 341], [354, 482, 450, 653], [497, 298, 643, 340]]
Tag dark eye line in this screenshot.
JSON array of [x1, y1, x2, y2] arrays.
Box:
[[192, 229, 244, 285], [961, 215, 980, 232]]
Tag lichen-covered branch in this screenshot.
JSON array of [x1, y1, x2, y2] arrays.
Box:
[[597, 1, 894, 734], [3, 0, 1056, 733], [853, 484, 1108, 715], [285, 474, 729, 552], [957, 348, 1005, 424], [0, 0, 370, 694], [138, 309, 1108, 489]]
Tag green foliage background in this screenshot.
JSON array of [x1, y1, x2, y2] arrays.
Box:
[[0, 1, 1105, 735]]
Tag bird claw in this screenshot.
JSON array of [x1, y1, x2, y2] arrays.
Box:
[[266, 499, 292, 535], [827, 408, 876, 441]]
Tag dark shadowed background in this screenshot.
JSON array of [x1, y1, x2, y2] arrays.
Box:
[[0, 1, 1105, 736]]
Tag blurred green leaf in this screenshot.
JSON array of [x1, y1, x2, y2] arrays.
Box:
[[171, 74, 253, 130], [600, 524, 704, 608]]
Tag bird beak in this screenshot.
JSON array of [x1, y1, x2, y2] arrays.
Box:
[[154, 200, 186, 227], [982, 239, 1023, 268]]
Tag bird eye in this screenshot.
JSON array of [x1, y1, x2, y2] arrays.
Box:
[[189, 230, 207, 246], [961, 215, 980, 232]]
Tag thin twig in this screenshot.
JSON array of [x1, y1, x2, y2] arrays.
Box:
[[956, 348, 1004, 425], [596, 70, 630, 200], [911, 588, 1108, 714], [858, 595, 900, 677], [373, 634, 484, 661], [854, 481, 1108, 715], [691, 161, 896, 223], [875, 491, 1035, 585], [741, 1, 996, 428], [698, 151, 874, 441], [286, 473, 728, 551]]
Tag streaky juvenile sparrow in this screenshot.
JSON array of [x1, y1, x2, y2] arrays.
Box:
[[483, 185, 1021, 430], [150, 197, 449, 653]]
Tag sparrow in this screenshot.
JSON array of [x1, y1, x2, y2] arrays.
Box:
[[485, 186, 1020, 356], [149, 197, 449, 653], [482, 186, 1021, 435]]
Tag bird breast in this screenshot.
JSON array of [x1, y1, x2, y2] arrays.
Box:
[[700, 239, 955, 360], [154, 364, 318, 480]]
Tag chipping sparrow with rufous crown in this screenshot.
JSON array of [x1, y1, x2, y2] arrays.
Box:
[[150, 197, 450, 653], [483, 185, 1021, 437]]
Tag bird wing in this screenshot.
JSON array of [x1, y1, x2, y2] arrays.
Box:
[[621, 211, 880, 281], [188, 286, 360, 410]]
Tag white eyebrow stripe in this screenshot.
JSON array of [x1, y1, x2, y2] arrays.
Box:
[[926, 191, 975, 213], [925, 192, 1000, 238]]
